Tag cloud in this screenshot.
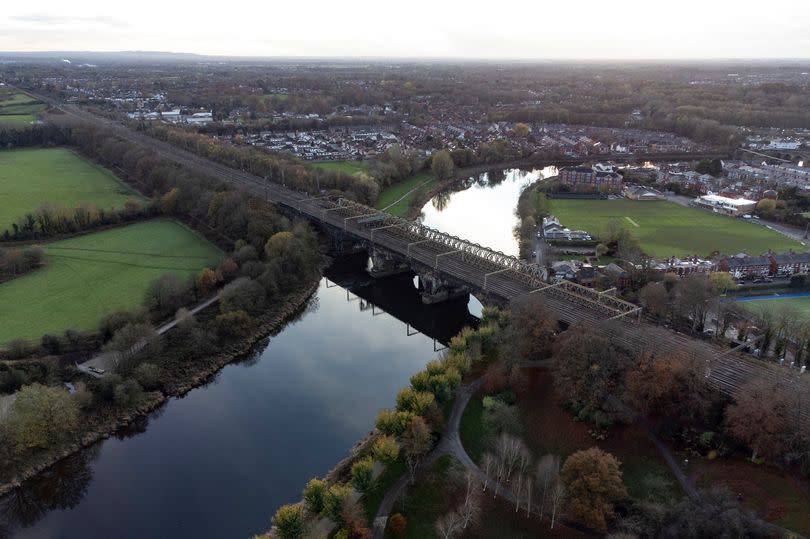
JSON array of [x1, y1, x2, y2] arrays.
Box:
[[10, 14, 129, 28]]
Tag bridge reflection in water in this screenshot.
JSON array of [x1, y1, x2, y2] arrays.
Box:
[[323, 253, 480, 349]]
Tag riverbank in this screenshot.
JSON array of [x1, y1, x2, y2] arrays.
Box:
[[0, 277, 321, 497]]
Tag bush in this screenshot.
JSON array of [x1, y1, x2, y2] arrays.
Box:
[[375, 409, 416, 436], [133, 363, 162, 391], [271, 504, 306, 539], [219, 277, 265, 315], [213, 310, 253, 340], [302, 478, 327, 514], [395, 388, 435, 416], [388, 513, 406, 535], [351, 456, 375, 493], [371, 435, 400, 463], [321, 483, 352, 521]]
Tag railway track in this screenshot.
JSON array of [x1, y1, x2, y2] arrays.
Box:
[[45, 98, 810, 414]]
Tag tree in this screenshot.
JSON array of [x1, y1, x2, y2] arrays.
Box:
[[431, 150, 455, 181], [388, 513, 406, 535], [103, 322, 162, 374], [513, 122, 530, 137], [551, 325, 630, 421], [219, 276, 265, 315], [435, 510, 463, 539], [674, 274, 715, 332], [725, 379, 791, 461], [271, 504, 306, 539], [660, 487, 766, 538], [504, 295, 559, 360], [371, 435, 400, 463], [133, 363, 162, 391], [375, 409, 416, 436], [625, 352, 712, 424], [7, 384, 80, 450], [536, 454, 561, 519], [639, 281, 670, 320], [756, 198, 776, 218], [195, 267, 221, 296], [456, 470, 482, 529], [322, 483, 352, 521], [561, 447, 627, 531], [708, 271, 736, 296], [401, 416, 431, 483], [214, 310, 254, 339], [159, 187, 180, 214], [143, 273, 188, 317], [302, 478, 327, 514], [549, 479, 566, 529], [350, 456, 375, 493], [395, 388, 435, 416]]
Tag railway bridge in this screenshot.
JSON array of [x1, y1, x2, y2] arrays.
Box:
[[37, 97, 810, 411]]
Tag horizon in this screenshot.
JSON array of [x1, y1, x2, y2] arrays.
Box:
[[2, 0, 810, 60]]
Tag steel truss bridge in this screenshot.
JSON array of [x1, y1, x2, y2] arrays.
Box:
[[44, 98, 810, 413]]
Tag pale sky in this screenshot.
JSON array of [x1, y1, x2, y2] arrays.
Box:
[[1, 0, 809, 59]]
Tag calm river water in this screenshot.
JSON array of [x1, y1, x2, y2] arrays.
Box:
[[1, 167, 541, 538], [419, 167, 557, 256]]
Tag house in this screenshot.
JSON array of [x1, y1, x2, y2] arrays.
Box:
[[559, 166, 623, 193], [716, 253, 776, 278]]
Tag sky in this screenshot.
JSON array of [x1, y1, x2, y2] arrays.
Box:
[[1, 0, 809, 59]]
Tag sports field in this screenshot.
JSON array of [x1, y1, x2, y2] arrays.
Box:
[[0, 219, 223, 344], [549, 198, 804, 258], [0, 90, 45, 124], [311, 160, 367, 175], [0, 147, 146, 230], [737, 293, 810, 319]]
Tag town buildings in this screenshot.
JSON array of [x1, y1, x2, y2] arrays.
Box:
[[558, 165, 623, 193]]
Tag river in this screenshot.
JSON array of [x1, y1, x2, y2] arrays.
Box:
[[419, 167, 557, 257], [1, 167, 540, 538]]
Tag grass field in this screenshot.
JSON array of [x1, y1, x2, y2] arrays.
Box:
[[0, 90, 45, 124], [0, 219, 222, 345], [0, 147, 146, 230], [549, 199, 803, 258], [737, 293, 810, 319], [311, 160, 367, 175], [376, 171, 436, 216]]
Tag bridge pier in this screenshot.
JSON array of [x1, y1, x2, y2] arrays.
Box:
[[368, 249, 411, 279], [417, 272, 469, 305]]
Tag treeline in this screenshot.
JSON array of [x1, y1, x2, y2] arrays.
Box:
[[0, 245, 44, 282], [144, 124, 379, 204], [2, 200, 153, 241]]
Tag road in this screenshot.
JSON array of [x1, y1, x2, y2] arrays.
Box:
[[77, 294, 219, 377]]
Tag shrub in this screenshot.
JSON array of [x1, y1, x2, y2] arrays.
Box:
[[388, 513, 406, 535], [214, 310, 253, 340], [321, 483, 352, 521], [302, 478, 327, 514], [395, 388, 435, 416], [271, 504, 306, 539], [351, 456, 375, 493], [375, 409, 416, 436], [371, 435, 400, 463], [133, 363, 162, 391]]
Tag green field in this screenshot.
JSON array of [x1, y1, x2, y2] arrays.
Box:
[[0, 90, 45, 124], [311, 160, 367, 175], [549, 199, 804, 258], [738, 294, 810, 319], [376, 171, 436, 216], [0, 219, 222, 344], [0, 147, 147, 230]]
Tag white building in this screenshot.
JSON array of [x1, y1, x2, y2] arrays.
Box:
[[693, 194, 757, 216]]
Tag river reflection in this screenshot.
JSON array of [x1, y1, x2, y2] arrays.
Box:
[[0, 255, 477, 539], [419, 167, 557, 256]]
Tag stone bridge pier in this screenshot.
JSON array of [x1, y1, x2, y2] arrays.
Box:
[[417, 271, 469, 305], [368, 248, 411, 279]]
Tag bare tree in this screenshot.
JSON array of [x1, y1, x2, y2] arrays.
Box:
[[514, 472, 524, 512], [459, 471, 482, 529], [435, 510, 463, 539], [525, 473, 533, 518], [536, 454, 561, 520], [481, 452, 495, 492], [550, 479, 566, 529]]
